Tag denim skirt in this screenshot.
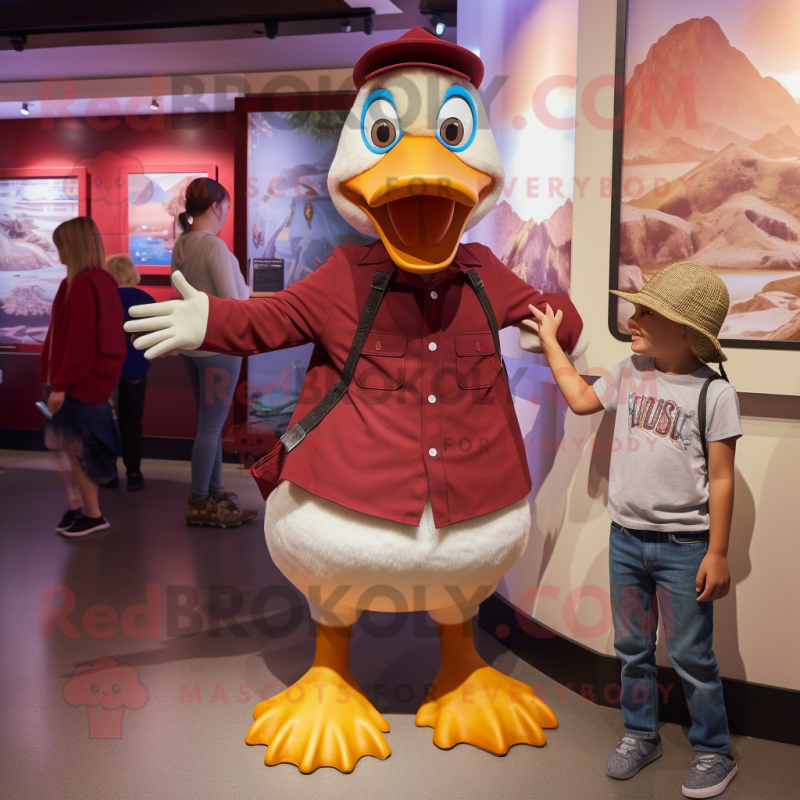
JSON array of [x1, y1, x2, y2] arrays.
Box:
[[46, 394, 122, 483]]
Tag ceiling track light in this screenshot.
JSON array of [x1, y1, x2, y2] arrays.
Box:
[[340, 19, 351, 33], [363, 15, 373, 35], [20, 102, 30, 116], [265, 20, 279, 40], [10, 34, 26, 52], [430, 15, 446, 37], [149, 98, 159, 110]]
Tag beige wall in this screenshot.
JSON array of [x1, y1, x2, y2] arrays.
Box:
[[497, 0, 800, 693]]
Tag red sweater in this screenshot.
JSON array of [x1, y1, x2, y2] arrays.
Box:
[[40, 269, 127, 404]]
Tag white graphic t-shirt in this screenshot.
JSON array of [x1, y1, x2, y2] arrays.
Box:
[[591, 355, 743, 531]]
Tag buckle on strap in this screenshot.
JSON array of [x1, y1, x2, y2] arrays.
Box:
[[280, 424, 306, 452], [371, 271, 391, 290], [466, 269, 484, 290]]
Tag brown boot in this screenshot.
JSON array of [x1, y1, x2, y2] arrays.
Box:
[[186, 497, 244, 528], [214, 492, 258, 524]]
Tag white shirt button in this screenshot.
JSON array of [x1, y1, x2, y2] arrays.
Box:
[[430, 290, 438, 299], [428, 448, 438, 457], [428, 342, 437, 351], [428, 394, 437, 404]]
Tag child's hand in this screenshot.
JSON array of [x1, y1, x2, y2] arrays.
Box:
[[47, 390, 65, 417], [695, 553, 731, 602], [522, 303, 563, 349]]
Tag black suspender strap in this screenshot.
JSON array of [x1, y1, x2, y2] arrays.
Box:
[[699, 372, 726, 461], [465, 268, 505, 370], [280, 269, 393, 452], [340, 270, 394, 386]]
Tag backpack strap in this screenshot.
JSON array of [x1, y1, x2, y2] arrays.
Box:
[[698, 371, 727, 461], [280, 269, 393, 452]]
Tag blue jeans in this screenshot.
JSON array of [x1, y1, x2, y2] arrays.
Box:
[[180, 354, 241, 500], [609, 522, 731, 754]]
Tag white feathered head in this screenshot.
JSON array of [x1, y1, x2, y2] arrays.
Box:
[[329, 28, 504, 273]]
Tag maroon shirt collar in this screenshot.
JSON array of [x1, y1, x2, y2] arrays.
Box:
[[357, 239, 483, 290]]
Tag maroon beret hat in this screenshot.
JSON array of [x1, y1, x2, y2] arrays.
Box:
[[353, 26, 484, 89]]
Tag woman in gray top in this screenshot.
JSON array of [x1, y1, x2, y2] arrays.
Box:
[[171, 178, 256, 528]]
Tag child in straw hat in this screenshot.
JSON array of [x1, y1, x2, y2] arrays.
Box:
[[525, 261, 741, 798]]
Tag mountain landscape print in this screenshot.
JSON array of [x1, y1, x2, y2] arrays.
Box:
[[466, 0, 579, 302], [617, 8, 800, 344]]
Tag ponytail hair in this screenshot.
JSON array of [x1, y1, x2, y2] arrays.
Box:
[[178, 177, 230, 233]]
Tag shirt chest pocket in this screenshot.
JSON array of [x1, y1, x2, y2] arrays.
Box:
[[455, 332, 501, 389], [354, 331, 406, 390]]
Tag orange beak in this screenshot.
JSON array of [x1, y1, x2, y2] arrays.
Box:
[[343, 136, 494, 273]]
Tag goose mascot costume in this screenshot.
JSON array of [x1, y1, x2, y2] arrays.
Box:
[[127, 28, 587, 774]]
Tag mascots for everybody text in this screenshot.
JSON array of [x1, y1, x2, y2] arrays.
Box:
[[127, 28, 587, 773]]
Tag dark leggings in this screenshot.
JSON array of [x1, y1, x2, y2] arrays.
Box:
[[117, 374, 148, 473]]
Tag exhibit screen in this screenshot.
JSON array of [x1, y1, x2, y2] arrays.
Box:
[[244, 108, 374, 436]]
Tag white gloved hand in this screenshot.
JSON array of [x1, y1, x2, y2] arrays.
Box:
[[518, 324, 544, 354], [570, 326, 590, 360], [517, 323, 590, 360], [124, 271, 209, 359]]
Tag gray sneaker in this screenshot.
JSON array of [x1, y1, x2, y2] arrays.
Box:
[[682, 753, 738, 798], [606, 734, 663, 779]]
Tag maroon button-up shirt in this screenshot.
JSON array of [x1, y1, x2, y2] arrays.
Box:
[[202, 240, 583, 527]]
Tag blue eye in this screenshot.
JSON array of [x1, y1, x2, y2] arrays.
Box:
[[361, 90, 403, 154], [436, 86, 477, 152]]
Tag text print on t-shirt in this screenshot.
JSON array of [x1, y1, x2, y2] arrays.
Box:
[[627, 390, 694, 451]]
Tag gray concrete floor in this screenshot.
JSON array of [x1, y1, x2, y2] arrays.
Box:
[[1, 451, 798, 800]]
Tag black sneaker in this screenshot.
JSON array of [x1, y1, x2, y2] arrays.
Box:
[[56, 507, 83, 533], [100, 476, 119, 489], [59, 514, 110, 538], [127, 471, 144, 491]]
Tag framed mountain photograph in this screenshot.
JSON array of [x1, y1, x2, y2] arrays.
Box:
[[610, 1, 800, 349], [0, 167, 87, 352]]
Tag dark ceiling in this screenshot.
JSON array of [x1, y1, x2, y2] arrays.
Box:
[[0, 1, 457, 47]]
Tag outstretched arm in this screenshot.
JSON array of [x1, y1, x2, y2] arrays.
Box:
[[126, 251, 340, 359], [522, 304, 604, 416]]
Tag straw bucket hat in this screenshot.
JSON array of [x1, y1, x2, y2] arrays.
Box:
[[611, 261, 730, 363]]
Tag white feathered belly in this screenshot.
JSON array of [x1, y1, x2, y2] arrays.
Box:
[[264, 481, 530, 626]]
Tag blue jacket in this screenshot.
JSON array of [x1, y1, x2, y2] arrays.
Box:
[[118, 287, 154, 380]]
